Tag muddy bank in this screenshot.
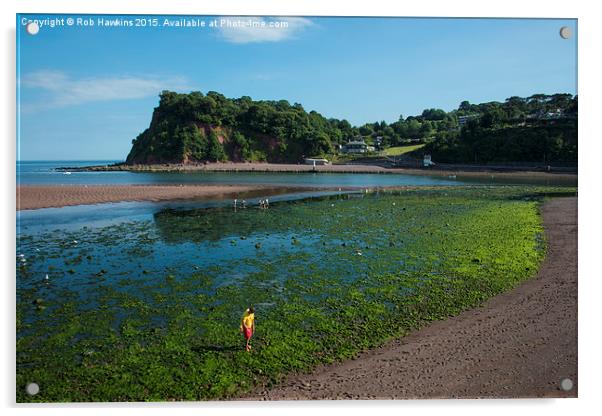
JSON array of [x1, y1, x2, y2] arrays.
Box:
[[16, 184, 303, 210], [58, 161, 577, 182]]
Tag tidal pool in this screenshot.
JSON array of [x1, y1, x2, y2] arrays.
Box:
[[16, 186, 575, 402]]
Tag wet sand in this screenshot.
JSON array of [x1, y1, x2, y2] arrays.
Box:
[[16, 184, 286, 210], [15, 184, 480, 211], [200, 162, 577, 180], [68, 162, 577, 182], [246, 197, 578, 400]]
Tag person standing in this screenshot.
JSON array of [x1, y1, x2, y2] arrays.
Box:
[[240, 306, 255, 351]]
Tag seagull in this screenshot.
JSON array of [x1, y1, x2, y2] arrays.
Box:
[[44, 274, 49, 282]]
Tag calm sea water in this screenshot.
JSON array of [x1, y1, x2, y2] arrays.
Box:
[[16, 160, 576, 187]]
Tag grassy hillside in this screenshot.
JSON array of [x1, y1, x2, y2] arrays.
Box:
[[383, 144, 426, 156]]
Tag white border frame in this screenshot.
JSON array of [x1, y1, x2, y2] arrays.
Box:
[[3, 1, 600, 415]]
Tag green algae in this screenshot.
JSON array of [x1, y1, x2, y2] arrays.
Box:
[[16, 186, 575, 402]]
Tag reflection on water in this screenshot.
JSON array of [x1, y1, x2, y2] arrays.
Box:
[[15, 192, 382, 297], [17, 189, 354, 233]]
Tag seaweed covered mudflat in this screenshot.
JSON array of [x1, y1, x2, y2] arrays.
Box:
[[16, 186, 576, 402]]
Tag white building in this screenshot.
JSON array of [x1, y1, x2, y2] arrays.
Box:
[[342, 140, 375, 154], [423, 154, 435, 167], [304, 158, 329, 165]]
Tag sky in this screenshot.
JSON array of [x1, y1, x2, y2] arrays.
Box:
[[16, 15, 577, 161]]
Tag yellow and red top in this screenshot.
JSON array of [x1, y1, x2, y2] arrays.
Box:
[[241, 309, 254, 330]]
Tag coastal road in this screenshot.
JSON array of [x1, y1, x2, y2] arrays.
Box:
[[248, 197, 578, 400]]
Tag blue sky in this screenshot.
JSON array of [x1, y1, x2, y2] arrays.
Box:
[[17, 15, 577, 161]]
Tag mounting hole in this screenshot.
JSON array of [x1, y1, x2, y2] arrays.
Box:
[[560, 378, 573, 391], [26, 22, 40, 35], [25, 382, 39, 395], [559, 26, 571, 40]]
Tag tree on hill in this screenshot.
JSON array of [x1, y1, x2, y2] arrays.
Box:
[[206, 130, 226, 162], [125, 91, 577, 166]]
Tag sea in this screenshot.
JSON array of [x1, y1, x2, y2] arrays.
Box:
[[16, 160, 576, 188], [16, 160, 576, 233]]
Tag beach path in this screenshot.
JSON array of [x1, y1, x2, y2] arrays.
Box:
[[249, 197, 577, 399]]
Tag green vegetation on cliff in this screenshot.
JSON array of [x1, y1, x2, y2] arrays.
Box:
[[126, 91, 577, 165], [423, 94, 577, 165], [126, 91, 348, 164]]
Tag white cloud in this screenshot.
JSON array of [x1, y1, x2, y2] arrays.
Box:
[[217, 16, 313, 44], [19, 70, 190, 111]]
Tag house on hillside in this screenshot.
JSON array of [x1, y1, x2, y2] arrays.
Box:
[[423, 154, 435, 167], [342, 139, 375, 154], [458, 114, 480, 127], [374, 136, 384, 150]]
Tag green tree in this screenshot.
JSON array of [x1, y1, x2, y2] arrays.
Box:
[[231, 131, 251, 161], [207, 130, 226, 162]]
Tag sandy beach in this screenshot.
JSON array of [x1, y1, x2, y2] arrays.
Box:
[[16, 184, 287, 211], [246, 197, 578, 400], [14, 184, 474, 211], [66, 161, 577, 181], [201, 162, 577, 180]]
